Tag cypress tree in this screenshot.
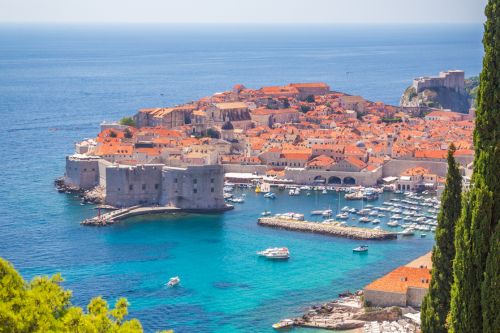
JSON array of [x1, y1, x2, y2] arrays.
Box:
[[449, 1, 500, 332], [420, 144, 462, 333]]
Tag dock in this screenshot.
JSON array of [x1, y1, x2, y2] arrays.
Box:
[[81, 205, 233, 226], [257, 217, 397, 240]]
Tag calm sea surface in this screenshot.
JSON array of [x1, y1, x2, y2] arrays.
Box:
[[0, 24, 482, 332]]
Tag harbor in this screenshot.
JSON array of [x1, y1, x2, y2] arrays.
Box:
[[257, 217, 397, 240]]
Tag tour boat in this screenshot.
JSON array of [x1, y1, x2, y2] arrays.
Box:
[[272, 319, 294, 330], [257, 247, 290, 260], [261, 210, 272, 216], [353, 245, 368, 253], [167, 276, 180, 287]]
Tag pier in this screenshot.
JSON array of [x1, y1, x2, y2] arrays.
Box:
[[81, 205, 233, 226], [258, 217, 397, 240]]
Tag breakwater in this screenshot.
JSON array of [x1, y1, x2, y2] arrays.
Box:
[[81, 205, 233, 226], [258, 217, 397, 240]]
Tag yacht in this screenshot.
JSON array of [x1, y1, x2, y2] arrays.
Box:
[[257, 247, 290, 260], [353, 245, 368, 253], [167, 276, 180, 287]]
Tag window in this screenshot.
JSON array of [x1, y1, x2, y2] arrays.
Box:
[[142, 184, 146, 190], [193, 179, 197, 184], [193, 188, 197, 194], [211, 188, 214, 193], [129, 185, 133, 191], [210, 178, 214, 183], [155, 184, 159, 190], [174, 178, 178, 183]]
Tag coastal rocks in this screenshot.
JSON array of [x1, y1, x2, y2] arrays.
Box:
[[352, 306, 401, 322], [54, 178, 104, 204], [257, 217, 397, 240]]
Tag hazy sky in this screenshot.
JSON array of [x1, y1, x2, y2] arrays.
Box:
[[0, 0, 487, 24]]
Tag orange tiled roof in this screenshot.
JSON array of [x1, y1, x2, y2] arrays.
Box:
[[365, 266, 431, 293]]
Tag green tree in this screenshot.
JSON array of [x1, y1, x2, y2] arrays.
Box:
[[420, 144, 462, 333], [119, 117, 136, 127], [449, 1, 500, 332], [0, 257, 172, 333], [305, 95, 315, 103]]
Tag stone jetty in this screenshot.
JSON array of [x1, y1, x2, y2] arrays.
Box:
[[81, 205, 233, 226], [257, 217, 397, 240]]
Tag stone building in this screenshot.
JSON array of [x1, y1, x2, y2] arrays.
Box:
[[250, 108, 300, 127], [207, 102, 253, 130], [288, 82, 330, 100], [64, 155, 101, 190], [364, 266, 431, 307], [412, 70, 465, 94]]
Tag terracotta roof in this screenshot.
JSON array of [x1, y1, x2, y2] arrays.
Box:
[[364, 266, 431, 293]]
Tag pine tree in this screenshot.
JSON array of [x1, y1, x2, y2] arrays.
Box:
[[420, 145, 462, 333], [449, 1, 500, 332]]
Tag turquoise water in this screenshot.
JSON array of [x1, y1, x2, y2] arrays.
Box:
[[0, 24, 482, 332]]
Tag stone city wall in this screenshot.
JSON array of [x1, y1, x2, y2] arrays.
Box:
[[382, 159, 448, 178], [105, 164, 163, 207], [160, 165, 225, 210]]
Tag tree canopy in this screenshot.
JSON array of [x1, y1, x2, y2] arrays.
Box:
[[0, 257, 171, 333]]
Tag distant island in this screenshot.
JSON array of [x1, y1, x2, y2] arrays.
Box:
[[400, 70, 479, 113]]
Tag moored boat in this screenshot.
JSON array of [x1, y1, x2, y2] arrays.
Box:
[[272, 319, 294, 330], [353, 245, 368, 253], [167, 276, 180, 287]]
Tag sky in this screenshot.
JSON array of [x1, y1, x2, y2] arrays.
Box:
[[0, 0, 487, 24]]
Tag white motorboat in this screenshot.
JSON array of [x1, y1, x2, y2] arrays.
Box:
[[264, 192, 276, 199], [261, 210, 272, 216], [359, 216, 371, 223], [311, 210, 324, 215], [372, 219, 381, 224], [335, 212, 348, 219], [353, 245, 368, 253], [272, 319, 294, 329], [167, 276, 180, 287], [400, 228, 415, 236], [387, 220, 399, 227], [257, 247, 290, 260], [341, 206, 350, 212], [322, 209, 333, 217]]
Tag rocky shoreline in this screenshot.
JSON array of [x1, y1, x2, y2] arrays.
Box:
[[54, 177, 104, 204], [291, 292, 419, 332]]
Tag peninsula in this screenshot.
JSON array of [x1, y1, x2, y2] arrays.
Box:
[[59, 75, 475, 221]]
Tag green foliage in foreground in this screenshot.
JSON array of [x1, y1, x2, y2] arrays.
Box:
[[420, 145, 462, 333], [449, 1, 500, 332], [119, 117, 136, 127], [0, 257, 171, 333]]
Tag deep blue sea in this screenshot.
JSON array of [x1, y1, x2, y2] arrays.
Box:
[[0, 24, 483, 332]]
